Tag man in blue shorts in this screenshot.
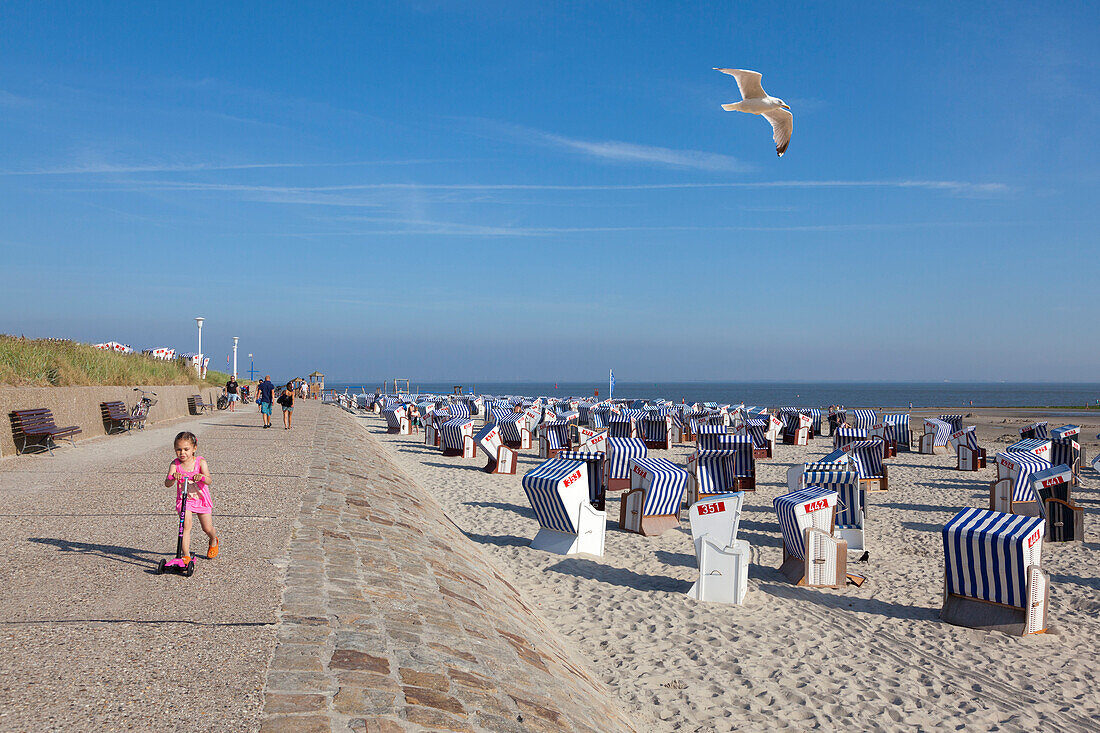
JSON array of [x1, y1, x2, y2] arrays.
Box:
[[257, 375, 275, 429]]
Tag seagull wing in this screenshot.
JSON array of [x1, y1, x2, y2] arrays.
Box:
[[762, 107, 793, 157], [713, 68, 767, 99]]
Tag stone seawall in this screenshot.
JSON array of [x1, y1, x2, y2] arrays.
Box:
[[0, 384, 222, 458], [261, 406, 638, 732]]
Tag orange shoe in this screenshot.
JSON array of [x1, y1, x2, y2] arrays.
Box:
[[207, 538, 219, 559]]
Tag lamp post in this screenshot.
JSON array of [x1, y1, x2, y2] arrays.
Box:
[[195, 317, 205, 375], [248, 354, 256, 381], [232, 337, 239, 379]]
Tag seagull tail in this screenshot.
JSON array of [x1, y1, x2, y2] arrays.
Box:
[[721, 103, 741, 112]]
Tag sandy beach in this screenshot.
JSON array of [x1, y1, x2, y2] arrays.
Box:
[[357, 408, 1100, 731]]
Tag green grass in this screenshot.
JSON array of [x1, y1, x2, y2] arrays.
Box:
[[0, 335, 233, 387]]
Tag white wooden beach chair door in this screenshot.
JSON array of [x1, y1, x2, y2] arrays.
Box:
[[805, 528, 840, 587], [623, 490, 644, 533]]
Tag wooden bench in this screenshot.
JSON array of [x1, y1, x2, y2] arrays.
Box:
[[10, 408, 81, 455], [101, 401, 146, 434], [188, 395, 211, 414]]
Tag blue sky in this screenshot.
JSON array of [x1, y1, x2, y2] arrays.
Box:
[[1, 2, 1097, 382]]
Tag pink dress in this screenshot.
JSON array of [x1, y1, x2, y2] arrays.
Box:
[[174, 456, 213, 514]]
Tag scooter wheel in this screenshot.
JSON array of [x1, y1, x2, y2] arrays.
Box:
[[183, 561, 195, 577], [157, 559, 166, 574]]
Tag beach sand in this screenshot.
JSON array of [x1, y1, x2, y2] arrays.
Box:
[[357, 409, 1100, 731]]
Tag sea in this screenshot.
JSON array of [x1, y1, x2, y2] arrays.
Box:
[[324, 382, 1100, 411]]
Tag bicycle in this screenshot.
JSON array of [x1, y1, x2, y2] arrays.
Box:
[[131, 387, 158, 428]]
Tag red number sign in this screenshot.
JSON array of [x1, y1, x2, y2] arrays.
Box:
[[803, 498, 829, 513], [697, 501, 726, 516]]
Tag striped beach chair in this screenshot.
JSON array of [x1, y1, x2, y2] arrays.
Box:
[[605, 437, 648, 492], [990, 451, 1052, 516], [1006, 438, 1052, 462], [686, 493, 750, 604], [537, 419, 572, 460], [440, 417, 476, 458], [920, 418, 953, 454], [1050, 425, 1084, 483], [939, 415, 964, 433], [941, 508, 1048, 635], [838, 440, 889, 492], [783, 412, 812, 446], [608, 413, 638, 439], [804, 469, 865, 552], [496, 406, 541, 450], [639, 412, 673, 450], [521, 459, 606, 556], [949, 426, 987, 471], [1033, 464, 1084, 543], [474, 423, 516, 475], [556, 450, 608, 510], [883, 413, 912, 452], [1019, 421, 1049, 440], [773, 487, 853, 587], [833, 426, 867, 450], [686, 436, 755, 504], [850, 409, 877, 431], [619, 457, 687, 536], [383, 405, 413, 435], [734, 418, 775, 459]]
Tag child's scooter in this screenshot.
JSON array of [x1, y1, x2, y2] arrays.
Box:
[[157, 477, 195, 577]]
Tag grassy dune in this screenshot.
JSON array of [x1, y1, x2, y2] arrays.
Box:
[[0, 335, 232, 387]]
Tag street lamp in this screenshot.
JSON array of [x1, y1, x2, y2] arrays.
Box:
[[248, 354, 255, 381], [195, 317, 205, 375], [232, 337, 239, 379]]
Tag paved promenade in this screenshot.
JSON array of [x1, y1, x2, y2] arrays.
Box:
[[0, 399, 318, 730], [0, 401, 634, 731]]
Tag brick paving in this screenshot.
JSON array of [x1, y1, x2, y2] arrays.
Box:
[[261, 407, 637, 732]]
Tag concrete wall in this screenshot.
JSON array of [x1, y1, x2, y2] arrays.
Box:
[[0, 385, 222, 458]]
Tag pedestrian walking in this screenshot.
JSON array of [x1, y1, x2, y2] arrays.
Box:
[[278, 381, 295, 430], [225, 376, 239, 412], [257, 375, 275, 429]]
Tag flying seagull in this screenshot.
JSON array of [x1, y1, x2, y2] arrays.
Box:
[[714, 68, 793, 157]]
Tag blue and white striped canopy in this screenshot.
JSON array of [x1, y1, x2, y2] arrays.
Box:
[[555, 450, 605, 504], [440, 417, 472, 451], [851, 409, 877, 430], [606, 437, 648, 479], [743, 419, 768, 449], [923, 418, 953, 446], [694, 442, 753, 493], [1051, 424, 1079, 440], [1008, 438, 1051, 455], [629, 457, 687, 516], [638, 414, 670, 441], [804, 470, 861, 529], [883, 413, 910, 448], [833, 426, 868, 448], [942, 508, 1043, 609], [843, 440, 885, 479], [608, 414, 635, 439], [522, 459, 587, 533], [938, 414, 963, 433], [997, 451, 1053, 501], [382, 406, 406, 429], [541, 420, 570, 449], [697, 431, 738, 451], [496, 412, 525, 442], [448, 402, 472, 419], [1019, 421, 1049, 439], [774, 486, 838, 561]]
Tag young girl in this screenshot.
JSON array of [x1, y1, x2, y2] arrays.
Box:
[[163, 431, 219, 560]]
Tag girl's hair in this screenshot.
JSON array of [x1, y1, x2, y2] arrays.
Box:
[[174, 431, 198, 448]]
